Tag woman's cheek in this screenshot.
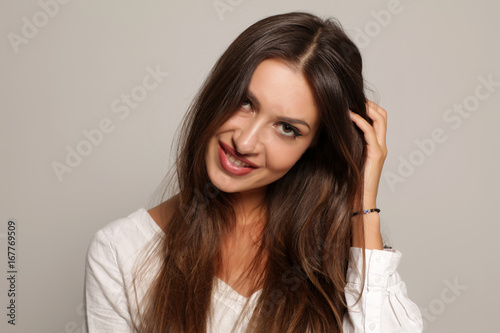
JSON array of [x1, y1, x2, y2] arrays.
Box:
[[219, 117, 238, 131], [266, 142, 306, 172]]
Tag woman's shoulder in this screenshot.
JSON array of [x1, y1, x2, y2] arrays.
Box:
[[96, 192, 181, 241], [89, 208, 160, 254], [147, 193, 180, 230], [87, 195, 179, 261], [84, 207, 167, 325]]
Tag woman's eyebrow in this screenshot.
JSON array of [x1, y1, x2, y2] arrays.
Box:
[[247, 90, 261, 109], [247, 90, 311, 130], [276, 116, 311, 130]]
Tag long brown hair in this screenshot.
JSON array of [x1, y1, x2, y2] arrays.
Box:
[[135, 12, 369, 332]]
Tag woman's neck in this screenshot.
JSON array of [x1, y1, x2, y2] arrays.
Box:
[[217, 188, 268, 297], [233, 187, 266, 227]]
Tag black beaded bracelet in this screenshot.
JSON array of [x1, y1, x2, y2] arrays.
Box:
[[352, 208, 380, 216]]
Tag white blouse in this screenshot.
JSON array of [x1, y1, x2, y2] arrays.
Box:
[[83, 208, 423, 332]]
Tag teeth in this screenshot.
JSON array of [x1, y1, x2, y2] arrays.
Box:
[[225, 151, 250, 168]]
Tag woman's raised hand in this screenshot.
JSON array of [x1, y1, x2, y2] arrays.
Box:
[[349, 100, 387, 249], [349, 100, 388, 209]]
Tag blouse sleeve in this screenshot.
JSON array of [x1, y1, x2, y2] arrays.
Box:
[[83, 230, 135, 332], [342, 247, 423, 333]]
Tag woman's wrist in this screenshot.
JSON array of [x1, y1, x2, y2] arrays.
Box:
[[352, 206, 383, 250], [352, 208, 380, 216]]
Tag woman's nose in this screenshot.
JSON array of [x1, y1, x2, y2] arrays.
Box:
[[232, 118, 264, 155]]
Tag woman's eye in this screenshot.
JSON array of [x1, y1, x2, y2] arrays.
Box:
[[241, 99, 253, 111], [277, 123, 301, 138]]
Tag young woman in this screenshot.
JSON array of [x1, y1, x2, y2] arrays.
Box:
[[84, 12, 423, 332]]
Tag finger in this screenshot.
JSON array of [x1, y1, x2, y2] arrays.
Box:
[[349, 111, 380, 148], [365, 101, 387, 151]]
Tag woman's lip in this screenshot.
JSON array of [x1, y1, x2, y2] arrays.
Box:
[[218, 141, 257, 176], [218, 141, 258, 168]]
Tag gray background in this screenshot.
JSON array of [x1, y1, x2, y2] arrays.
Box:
[[1, 0, 499, 332]]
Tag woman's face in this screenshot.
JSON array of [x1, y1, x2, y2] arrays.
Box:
[[205, 58, 320, 196]]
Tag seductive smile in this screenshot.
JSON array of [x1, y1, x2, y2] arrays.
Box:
[[218, 141, 257, 176], [225, 151, 251, 167]]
